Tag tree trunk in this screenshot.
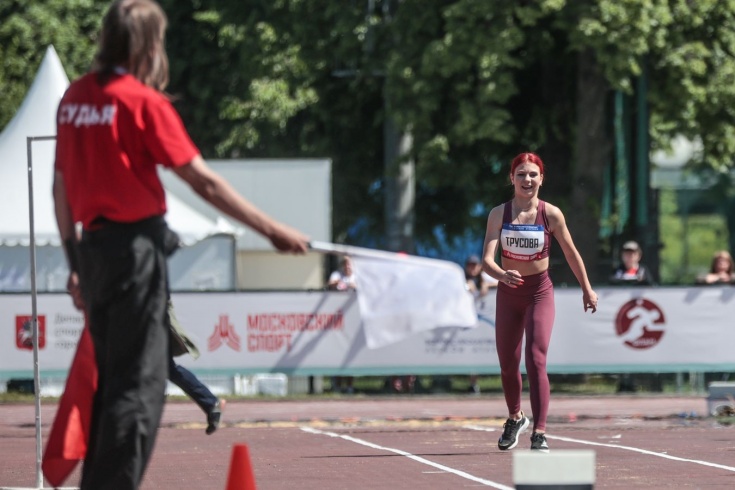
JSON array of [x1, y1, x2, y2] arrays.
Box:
[[566, 49, 612, 285], [384, 115, 415, 253]]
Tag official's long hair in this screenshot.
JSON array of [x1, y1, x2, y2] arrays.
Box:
[[93, 0, 169, 91]]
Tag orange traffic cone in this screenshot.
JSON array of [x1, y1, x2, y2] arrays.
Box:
[[225, 443, 257, 490]]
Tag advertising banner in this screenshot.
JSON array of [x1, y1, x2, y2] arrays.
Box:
[[2, 286, 734, 378]]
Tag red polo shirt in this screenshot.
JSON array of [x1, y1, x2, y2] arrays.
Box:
[[55, 72, 199, 229]]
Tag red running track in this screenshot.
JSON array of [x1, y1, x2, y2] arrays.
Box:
[[1, 394, 733, 489]]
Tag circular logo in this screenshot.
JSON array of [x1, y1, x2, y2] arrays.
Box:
[[614, 298, 666, 349]]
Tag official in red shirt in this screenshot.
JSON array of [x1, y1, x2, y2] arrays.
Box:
[[53, 1, 308, 488]]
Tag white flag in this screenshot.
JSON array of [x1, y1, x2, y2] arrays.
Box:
[[311, 242, 477, 349]]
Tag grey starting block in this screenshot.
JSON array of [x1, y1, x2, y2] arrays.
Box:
[[513, 450, 595, 489], [707, 381, 735, 416]]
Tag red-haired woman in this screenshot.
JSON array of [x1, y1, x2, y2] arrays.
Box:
[[481, 152, 598, 453]]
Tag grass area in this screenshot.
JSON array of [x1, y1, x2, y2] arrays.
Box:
[[321, 373, 714, 396], [0, 391, 39, 403], [2, 372, 728, 404]]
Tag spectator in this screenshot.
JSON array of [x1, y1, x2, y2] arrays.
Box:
[[328, 256, 357, 291], [167, 301, 224, 434], [328, 256, 356, 393], [609, 241, 653, 391], [610, 241, 655, 285], [696, 250, 735, 285], [464, 255, 498, 394], [465, 254, 498, 298], [609, 240, 655, 392]]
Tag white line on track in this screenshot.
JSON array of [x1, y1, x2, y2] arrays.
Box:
[[300, 426, 513, 490], [463, 425, 497, 432], [547, 434, 735, 472], [464, 426, 735, 472]]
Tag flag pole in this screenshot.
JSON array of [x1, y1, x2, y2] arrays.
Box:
[[309, 241, 456, 268]]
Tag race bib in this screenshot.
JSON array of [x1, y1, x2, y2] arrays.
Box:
[[501, 223, 545, 261]]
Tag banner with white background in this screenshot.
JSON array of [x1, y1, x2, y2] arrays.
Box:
[[2, 286, 735, 378]]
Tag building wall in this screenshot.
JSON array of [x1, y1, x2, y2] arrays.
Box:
[[236, 251, 325, 290]]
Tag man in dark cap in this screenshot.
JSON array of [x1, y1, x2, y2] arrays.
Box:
[[610, 240, 655, 285]]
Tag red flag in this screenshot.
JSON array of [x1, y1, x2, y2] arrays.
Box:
[[42, 322, 97, 487]]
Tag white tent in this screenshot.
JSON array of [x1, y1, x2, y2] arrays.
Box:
[[0, 46, 68, 245], [0, 46, 236, 291]]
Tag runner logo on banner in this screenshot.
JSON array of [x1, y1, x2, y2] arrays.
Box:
[[615, 298, 666, 349]]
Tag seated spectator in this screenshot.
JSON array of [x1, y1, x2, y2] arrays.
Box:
[[610, 240, 655, 393], [696, 250, 735, 285], [328, 256, 357, 291], [464, 255, 498, 394], [609, 241, 654, 286], [328, 256, 356, 393], [464, 255, 498, 298]]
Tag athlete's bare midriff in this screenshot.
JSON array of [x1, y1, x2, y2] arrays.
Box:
[[501, 256, 549, 277]]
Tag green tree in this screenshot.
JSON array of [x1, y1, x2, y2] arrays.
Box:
[[6, 1, 735, 282], [161, 0, 387, 244], [0, 0, 106, 130], [383, 0, 735, 279]]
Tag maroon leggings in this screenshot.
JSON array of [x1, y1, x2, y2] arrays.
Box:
[[495, 270, 554, 432]]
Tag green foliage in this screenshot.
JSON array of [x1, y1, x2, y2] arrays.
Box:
[[0, 0, 106, 130], [5, 1, 735, 262]]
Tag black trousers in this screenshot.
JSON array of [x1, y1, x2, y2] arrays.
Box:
[[78, 217, 172, 490]]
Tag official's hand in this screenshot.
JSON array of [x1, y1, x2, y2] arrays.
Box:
[[269, 222, 309, 254], [66, 272, 85, 311]]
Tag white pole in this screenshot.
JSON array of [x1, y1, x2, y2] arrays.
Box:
[[27, 135, 57, 490]]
